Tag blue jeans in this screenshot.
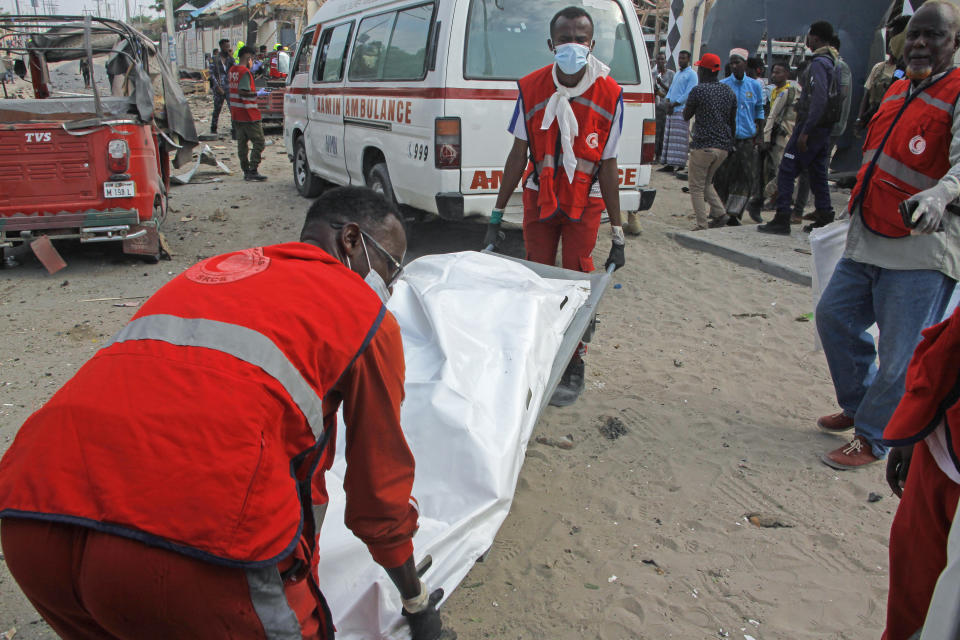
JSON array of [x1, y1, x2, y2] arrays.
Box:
[[775, 129, 832, 212], [815, 258, 957, 457]]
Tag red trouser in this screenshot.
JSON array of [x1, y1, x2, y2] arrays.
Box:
[[522, 188, 604, 273], [884, 440, 960, 640], [0, 519, 333, 640]]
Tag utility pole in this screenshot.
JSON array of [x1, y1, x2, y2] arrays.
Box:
[[123, 0, 129, 23], [164, 0, 177, 77]]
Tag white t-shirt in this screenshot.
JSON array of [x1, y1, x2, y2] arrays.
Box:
[[508, 90, 624, 198]]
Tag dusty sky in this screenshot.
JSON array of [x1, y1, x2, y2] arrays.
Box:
[[6, 0, 161, 19]]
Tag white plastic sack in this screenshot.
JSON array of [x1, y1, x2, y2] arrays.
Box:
[[809, 220, 960, 350], [315, 251, 590, 639]]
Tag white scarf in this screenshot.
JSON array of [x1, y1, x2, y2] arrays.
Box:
[[541, 55, 610, 182]]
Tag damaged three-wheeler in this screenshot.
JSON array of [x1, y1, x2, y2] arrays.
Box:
[[0, 16, 197, 265]]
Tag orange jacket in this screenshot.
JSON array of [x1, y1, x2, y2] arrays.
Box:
[[229, 64, 261, 122], [850, 69, 960, 237], [0, 243, 418, 568], [518, 64, 621, 220]]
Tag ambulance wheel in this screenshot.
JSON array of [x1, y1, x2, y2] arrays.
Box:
[[294, 138, 323, 198], [366, 163, 396, 206]]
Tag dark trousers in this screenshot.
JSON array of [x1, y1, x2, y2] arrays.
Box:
[[794, 136, 838, 213], [655, 104, 667, 159], [775, 129, 832, 213], [211, 91, 230, 133], [236, 120, 265, 173]]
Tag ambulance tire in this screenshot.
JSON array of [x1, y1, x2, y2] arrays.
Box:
[[294, 138, 323, 198], [366, 163, 396, 206]]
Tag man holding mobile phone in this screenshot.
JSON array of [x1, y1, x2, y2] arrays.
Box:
[[813, 0, 960, 472]]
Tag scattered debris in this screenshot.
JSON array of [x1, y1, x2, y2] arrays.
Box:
[[113, 301, 140, 308], [1, 626, 16, 640], [868, 492, 883, 503], [673, 359, 683, 367], [60, 280, 69, 287], [607, 575, 618, 583], [641, 559, 665, 575], [179, 215, 195, 222], [80, 296, 147, 303], [598, 416, 628, 440], [732, 313, 768, 319], [170, 144, 232, 185], [795, 312, 814, 322], [613, 284, 622, 289], [793, 247, 812, 255], [746, 513, 792, 529], [30, 235, 67, 275], [584, 583, 599, 590], [536, 434, 575, 449], [208, 208, 229, 223]]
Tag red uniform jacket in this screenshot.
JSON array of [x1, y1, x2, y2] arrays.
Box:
[[518, 64, 622, 221], [850, 69, 960, 237], [0, 243, 418, 569], [229, 64, 261, 122], [883, 307, 960, 474]]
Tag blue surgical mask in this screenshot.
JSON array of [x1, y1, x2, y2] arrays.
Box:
[[553, 43, 590, 75]]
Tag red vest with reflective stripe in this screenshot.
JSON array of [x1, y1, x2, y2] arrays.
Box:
[[518, 65, 621, 220], [229, 64, 261, 122], [0, 243, 385, 567], [850, 69, 960, 237], [883, 308, 960, 474]]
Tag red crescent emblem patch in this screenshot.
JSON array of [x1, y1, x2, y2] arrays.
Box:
[[185, 247, 271, 284]]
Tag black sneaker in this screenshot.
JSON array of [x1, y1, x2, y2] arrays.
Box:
[[549, 355, 586, 407], [725, 215, 741, 226], [244, 171, 268, 182], [656, 165, 675, 173]]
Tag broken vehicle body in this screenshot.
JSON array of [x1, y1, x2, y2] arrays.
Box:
[[0, 15, 198, 263]]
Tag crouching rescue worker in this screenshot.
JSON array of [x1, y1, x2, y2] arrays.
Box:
[[0, 187, 454, 640], [230, 45, 268, 181], [486, 5, 626, 407]]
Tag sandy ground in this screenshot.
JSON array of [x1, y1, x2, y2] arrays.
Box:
[[0, 69, 892, 640]]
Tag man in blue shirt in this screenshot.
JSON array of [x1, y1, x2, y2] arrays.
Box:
[[713, 48, 765, 224], [658, 50, 698, 172]]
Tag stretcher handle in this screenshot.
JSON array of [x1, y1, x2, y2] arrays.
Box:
[[416, 554, 432, 577]]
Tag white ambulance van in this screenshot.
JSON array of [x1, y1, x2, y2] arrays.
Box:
[[283, 0, 656, 224]]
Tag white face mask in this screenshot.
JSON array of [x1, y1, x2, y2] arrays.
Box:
[[360, 235, 391, 303]]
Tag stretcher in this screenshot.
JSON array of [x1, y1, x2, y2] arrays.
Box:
[[315, 248, 617, 639]]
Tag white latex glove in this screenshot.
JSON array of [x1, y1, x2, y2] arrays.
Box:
[[256, 88, 269, 97], [907, 181, 953, 234]]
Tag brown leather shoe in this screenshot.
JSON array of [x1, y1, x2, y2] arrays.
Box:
[[817, 412, 855, 433], [821, 435, 879, 470]]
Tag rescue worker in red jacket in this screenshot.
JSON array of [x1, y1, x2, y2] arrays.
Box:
[[230, 45, 268, 181], [0, 187, 453, 640], [882, 306, 960, 639], [486, 6, 626, 407]]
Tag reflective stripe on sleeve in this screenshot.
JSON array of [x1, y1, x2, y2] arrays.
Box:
[[246, 566, 303, 639], [882, 92, 907, 105], [524, 98, 550, 122], [110, 314, 326, 438]]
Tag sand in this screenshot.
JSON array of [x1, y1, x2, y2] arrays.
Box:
[[0, 69, 892, 639], [442, 175, 891, 640]]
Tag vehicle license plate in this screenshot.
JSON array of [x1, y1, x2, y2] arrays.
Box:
[[104, 181, 135, 198]]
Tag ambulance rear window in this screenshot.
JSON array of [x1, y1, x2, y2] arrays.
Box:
[[464, 0, 640, 84]]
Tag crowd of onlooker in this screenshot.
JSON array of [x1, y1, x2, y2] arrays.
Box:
[[656, 5, 960, 638]]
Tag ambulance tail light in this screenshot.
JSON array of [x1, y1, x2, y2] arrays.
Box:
[[435, 117, 461, 169], [641, 119, 657, 164], [107, 138, 130, 174]]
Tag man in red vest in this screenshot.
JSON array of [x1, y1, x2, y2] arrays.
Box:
[[230, 45, 268, 181], [0, 187, 453, 640], [486, 5, 626, 406], [813, 1, 960, 472]]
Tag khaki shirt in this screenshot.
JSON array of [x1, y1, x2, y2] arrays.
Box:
[[763, 80, 798, 144]]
